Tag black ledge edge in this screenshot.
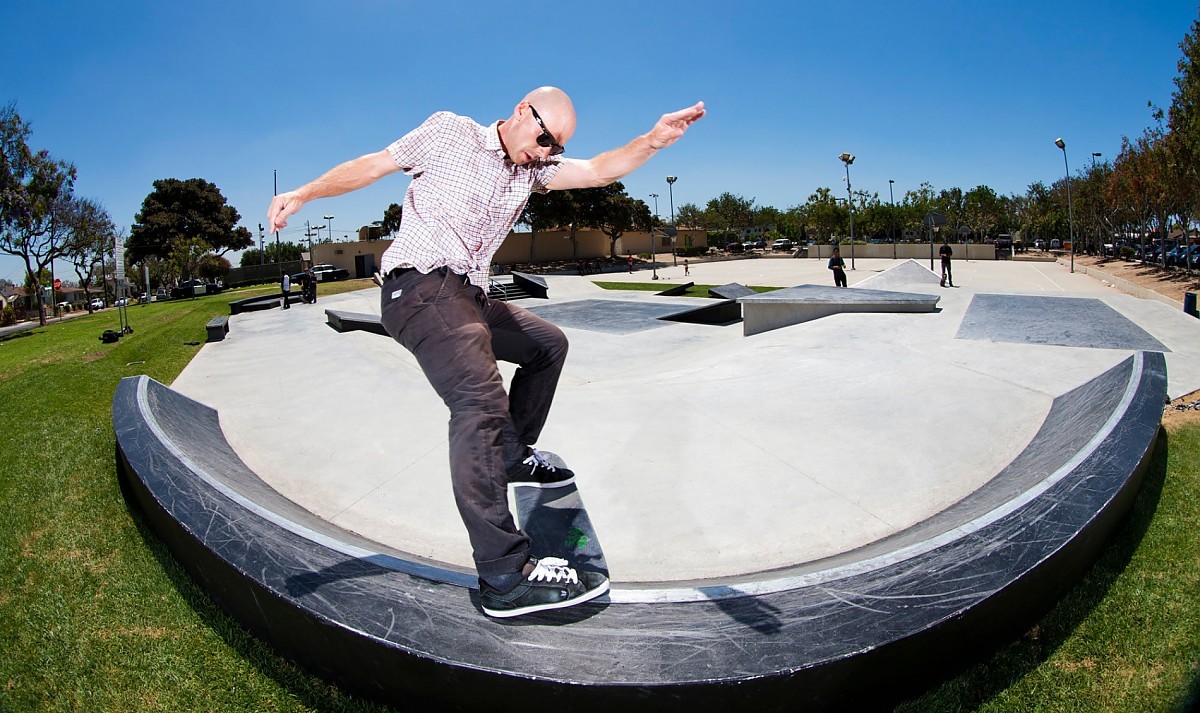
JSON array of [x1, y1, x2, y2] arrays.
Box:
[[228, 293, 302, 315], [511, 271, 549, 299], [112, 351, 1165, 712], [655, 282, 694, 297], [324, 309, 389, 336]]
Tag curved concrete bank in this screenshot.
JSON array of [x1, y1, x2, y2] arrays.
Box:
[[113, 349, 1165, 711]]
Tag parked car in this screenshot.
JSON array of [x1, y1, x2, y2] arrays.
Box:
[[89, 297, 105, 310], [770, 238, 793, 252], [724, 242, 745, 253], [310, 264, 350, 282], [170, 279, 223, 299]]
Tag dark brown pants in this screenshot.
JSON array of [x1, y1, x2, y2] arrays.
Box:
[[379, 268, 568, 579]]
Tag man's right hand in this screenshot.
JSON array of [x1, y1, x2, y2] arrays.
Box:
[[267, 191, 305, 232]]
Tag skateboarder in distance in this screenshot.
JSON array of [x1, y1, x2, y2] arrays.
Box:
[[267, 87, 705, 618], [828, 246, 847, 287], [940, 239, 954, 287]]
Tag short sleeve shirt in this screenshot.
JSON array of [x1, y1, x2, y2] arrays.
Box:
[[379, 111, 561, 287]]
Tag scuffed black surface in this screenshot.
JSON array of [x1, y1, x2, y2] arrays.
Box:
[[113, 351, 1165, 711]]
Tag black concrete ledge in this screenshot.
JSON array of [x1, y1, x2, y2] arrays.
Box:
[[655, 282, 693, 297], [228, 293, 303, 315], [325, 309, 388, 336], [112, 351, 1165, 712], [512, 271, 549, 299], [659, 299, 742, 325]]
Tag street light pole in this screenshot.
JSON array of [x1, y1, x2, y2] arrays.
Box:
[[648, 192, 657, 272], [324, 214, 334, 244], [839, 154, 856, 269], [309, 225, 324, 263], [666, 176, 677, 268], [1090, 153, 1101, 256], [1055, 138, 1075, 273], [274, 170, 281, 277], [888, 179, 896, 260]]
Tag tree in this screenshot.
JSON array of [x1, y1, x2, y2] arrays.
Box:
[[674, 203, 705, 231], [962, 185, 1001, 243], [197, 253, 232, 281], [240, 240, 303, 267], [1167, 14, 1200, 253], [61, 197, 117, 309], [382, 202, 403, 234], [127, 178, 253, 265], [522, 183, 617, 260], [520, 189, 568, 262], [0, 104, 77, 325], [934, 187, 966, 238], [596, 194, 653, 259], [166, 237, 213, 283], [801, 187, 844, 243], [706, 193, 755, 239]]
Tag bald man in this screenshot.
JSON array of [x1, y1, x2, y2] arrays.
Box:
[[268, 87, 704, 618]]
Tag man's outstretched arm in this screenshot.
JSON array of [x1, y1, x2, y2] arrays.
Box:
[[267, 150, 400, 232], [547, 101, 705, 191]]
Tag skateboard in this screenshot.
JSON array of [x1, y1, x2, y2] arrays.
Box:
[[511, 455, 609, 582]]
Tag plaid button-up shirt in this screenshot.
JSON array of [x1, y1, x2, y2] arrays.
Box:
[[379, 111, 561, 288]]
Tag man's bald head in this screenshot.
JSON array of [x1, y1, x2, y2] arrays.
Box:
[[522, 86, 576, 144], [498, 86, 578, 165]]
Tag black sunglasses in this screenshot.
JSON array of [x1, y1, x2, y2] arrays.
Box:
[[529, 104, 565, 156]]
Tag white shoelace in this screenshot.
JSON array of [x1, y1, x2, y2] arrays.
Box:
[[521, 448, 557, 473], [527, 557, 580, 585]]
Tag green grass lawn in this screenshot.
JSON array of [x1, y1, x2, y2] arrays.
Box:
[[1, 283, 1197, 712]]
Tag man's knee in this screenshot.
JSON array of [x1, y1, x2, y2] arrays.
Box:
[[543, 323, 569, 363]]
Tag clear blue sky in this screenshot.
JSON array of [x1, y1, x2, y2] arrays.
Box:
[[1, 1, 1195, 283]]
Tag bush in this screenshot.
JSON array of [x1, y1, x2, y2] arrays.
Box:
[[1120, 246, 1136, 261], [675, 245, 707, 258], [1, 305, 16, 327]]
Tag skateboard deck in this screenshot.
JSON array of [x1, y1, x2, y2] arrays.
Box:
[[512, 463, 609, 581]]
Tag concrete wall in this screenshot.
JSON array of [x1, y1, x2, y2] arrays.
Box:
[[805, 243, 1001, 261], [493, 228, 707, 264], [312, 240, 391, 278], [309, 229, 709, 274]]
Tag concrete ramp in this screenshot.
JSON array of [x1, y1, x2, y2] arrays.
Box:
[[854, 259, 941, 289], [709, 282, 756, 299], [739, 284, 940, 335]]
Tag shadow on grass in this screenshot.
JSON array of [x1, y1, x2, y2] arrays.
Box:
[[114, 455, 395, 713], [898, 431, 1171, 711], [0, 328, 36, 343]]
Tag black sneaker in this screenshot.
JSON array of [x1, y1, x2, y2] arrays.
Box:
[[506, 448, 575, 488], [480, 557, 609, 619]]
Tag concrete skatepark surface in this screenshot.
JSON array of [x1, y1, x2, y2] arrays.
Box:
[[167, 257, 1200, 585]]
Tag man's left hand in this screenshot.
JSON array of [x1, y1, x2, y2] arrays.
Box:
[[648, 102, 706, 150]]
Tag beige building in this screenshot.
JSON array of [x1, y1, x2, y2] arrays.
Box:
[[310, 228, 708, 278]]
